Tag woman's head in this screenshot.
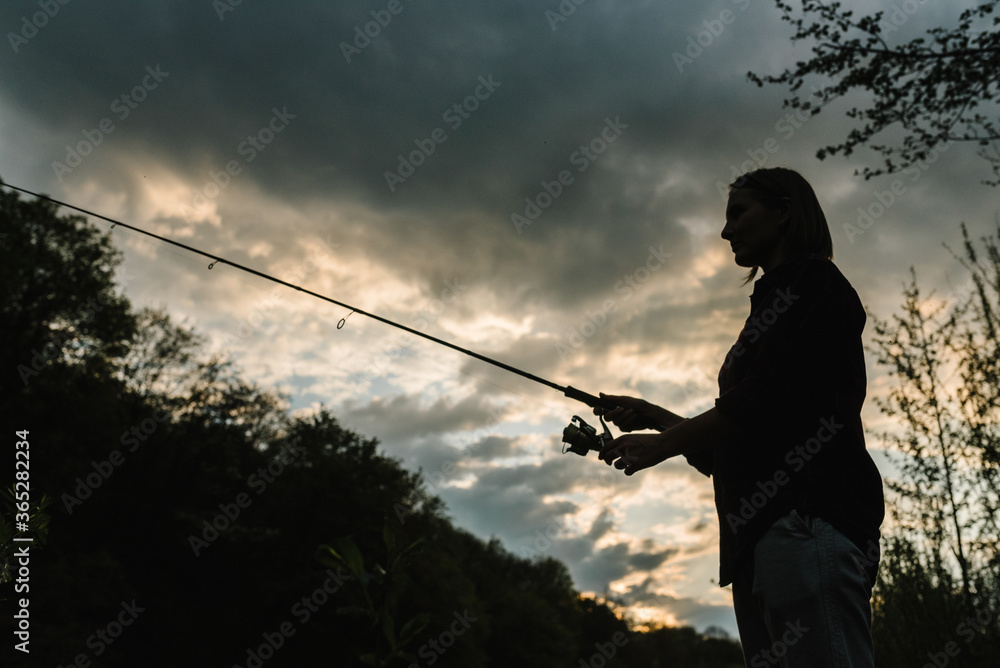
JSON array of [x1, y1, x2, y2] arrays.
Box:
[[722, 167, 833, 283]]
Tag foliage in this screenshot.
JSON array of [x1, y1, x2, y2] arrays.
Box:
[[0, 186, 745, 666], [867, 221, 1000, 664], [0, 178, 137, 394], [949, 221, 1000, 603], [317, 522, 430, 666], [749, 1, 1000, 184], [867, 266, 979, 601]]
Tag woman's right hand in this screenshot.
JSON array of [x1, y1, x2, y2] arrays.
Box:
[[595, 393, 678, 432]]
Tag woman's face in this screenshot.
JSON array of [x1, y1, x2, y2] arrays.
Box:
[[721, 189, 790, 272]]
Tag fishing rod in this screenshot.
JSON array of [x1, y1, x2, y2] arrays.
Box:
[[2, 182, 617, 422]]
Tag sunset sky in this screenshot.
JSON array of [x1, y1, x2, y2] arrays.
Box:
[[2, 0, 995, 637]]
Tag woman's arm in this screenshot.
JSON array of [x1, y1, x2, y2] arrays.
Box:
[[596, 393, 688, 431], [598, 407, 740, 475]]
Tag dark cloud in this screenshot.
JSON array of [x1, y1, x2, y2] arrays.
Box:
[[587, 508, 615, 541], [0, 0, 723, 314], [629, 544, 677, 571], [465, 434, 519, 460], [341, 391, 499, 440], [441, 477, 579, 547]]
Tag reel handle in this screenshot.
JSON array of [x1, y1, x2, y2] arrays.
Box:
[[563, 386, 618, 410]]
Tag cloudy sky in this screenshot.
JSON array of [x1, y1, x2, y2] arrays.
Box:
[[2, 0, 996, 637]]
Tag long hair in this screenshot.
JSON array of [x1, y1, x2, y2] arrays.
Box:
[[729, 167, 833, 284]]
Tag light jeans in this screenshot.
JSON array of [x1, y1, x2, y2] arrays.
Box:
[[732, 509, 877, 668]]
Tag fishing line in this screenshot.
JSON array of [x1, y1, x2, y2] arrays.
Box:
[[2, 182, 612, 409], [122, 225, 543, 408]]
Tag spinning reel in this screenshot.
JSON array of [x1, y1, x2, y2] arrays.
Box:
[[561, 415, 613, 456]]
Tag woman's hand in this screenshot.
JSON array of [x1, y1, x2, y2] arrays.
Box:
[[598, 432, 671, 475], [595, 393, 682, 432]]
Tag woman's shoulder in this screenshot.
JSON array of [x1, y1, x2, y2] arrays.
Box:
[[782, 253, 855, 288], [795, 255, 866, 320], [762, 254, 863, 310]]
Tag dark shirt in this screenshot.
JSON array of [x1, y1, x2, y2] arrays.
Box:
[[685, 253, 884, 586]]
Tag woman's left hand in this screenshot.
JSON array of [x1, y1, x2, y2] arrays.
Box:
[[599, 432, 672, 476]]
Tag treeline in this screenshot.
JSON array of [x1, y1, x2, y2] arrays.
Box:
[[4, 184, 1000, 667], [0, 187, 744, 666]]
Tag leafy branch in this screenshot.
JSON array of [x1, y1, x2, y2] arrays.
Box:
[[317, 519, 429, 666], [749, 0, 1000, 184]]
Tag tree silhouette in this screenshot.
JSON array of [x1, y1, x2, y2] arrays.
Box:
[[866, 222, 1000, 666], [749, 1, 1000, 184], [0, 185, 746, 666]]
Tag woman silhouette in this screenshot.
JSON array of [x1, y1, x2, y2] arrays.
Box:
[[597, 167, 884, 667]]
